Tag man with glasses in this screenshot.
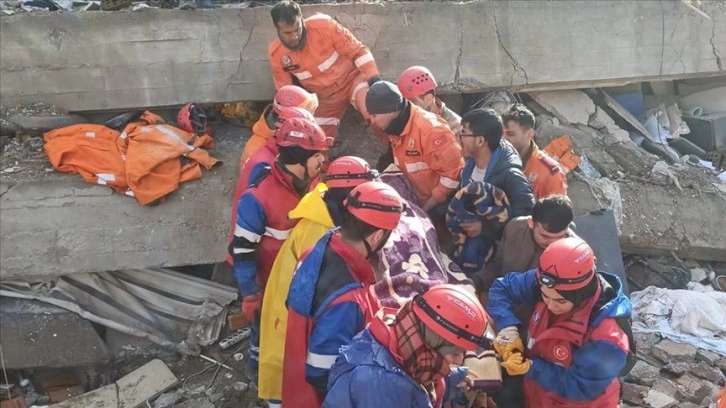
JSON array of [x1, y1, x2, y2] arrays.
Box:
[[486, 237, 633, 408], [457, 108, 534, 241]]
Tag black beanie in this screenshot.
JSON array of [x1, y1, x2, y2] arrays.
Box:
[[558, 274, 600, 307], [365, 81, 405, 115]]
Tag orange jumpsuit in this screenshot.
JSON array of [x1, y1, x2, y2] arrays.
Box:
[[240, 105, 276, 169], [522, 140, 568, 199], [239, 105, 275, 169], [391, 105, 464, 206], [268, 13, 379, 139]]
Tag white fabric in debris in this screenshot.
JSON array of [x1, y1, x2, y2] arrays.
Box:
[[631, 286, 726, 354]]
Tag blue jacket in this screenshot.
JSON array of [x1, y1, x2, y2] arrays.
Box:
[[324, 328, 468, 408], [487, 270, 632, 403], [461, 140, 534, 241]]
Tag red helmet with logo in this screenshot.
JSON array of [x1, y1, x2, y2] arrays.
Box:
[[398, 66, 438, 99], [177, 102, 208, 136], [412, 284, 488, 351], [274, 106, 316, 130], [344, 181, 405, 230], [272, 85, 319, 115], [537, 237, 596, 291], [275, 117, 331, 151], [323, 156, 379, 189]]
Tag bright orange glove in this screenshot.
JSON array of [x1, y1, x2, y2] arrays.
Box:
[[242, 293, 262, 324], [500, 352, 532, 376]]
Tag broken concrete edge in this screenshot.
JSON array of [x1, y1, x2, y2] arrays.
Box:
[[1, 0, 724, 112]]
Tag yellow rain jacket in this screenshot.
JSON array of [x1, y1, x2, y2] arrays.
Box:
[[258, 183, 335, 400]]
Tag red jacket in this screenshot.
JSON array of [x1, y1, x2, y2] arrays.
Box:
[[230, 162, 304, 296], [524, 282, 626, 407], [282, 230, 379, 407], [227, 138, 278, 265]]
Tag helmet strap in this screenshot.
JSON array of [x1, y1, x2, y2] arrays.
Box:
[[363, 229, 392, 260]]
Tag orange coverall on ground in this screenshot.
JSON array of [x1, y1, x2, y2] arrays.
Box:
[[391, 105, 464, 206], [268, 13, 379, 139], [522, 140, 568, 199]]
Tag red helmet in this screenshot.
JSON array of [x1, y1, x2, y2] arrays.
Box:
[[272, 85, 319, 115], [344, 181, 405, 230], [275, 117, 331, 151], [274, 106, 316, 130], [177, 102, 208, 136], [398, 66, 438, 99], [412, 284, 488, 351], [323, 156, 379, 189], [537, 237, 596, 291]]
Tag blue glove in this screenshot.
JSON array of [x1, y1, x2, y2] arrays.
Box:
[[443, 366, 469, 402]]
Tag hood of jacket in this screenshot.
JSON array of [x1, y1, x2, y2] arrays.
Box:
[[590, 272, 632, 326], [288, 183, 335, 228]]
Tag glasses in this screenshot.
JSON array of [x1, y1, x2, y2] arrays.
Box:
[[537, 266, 593, 289], [459, 133, 480, 138]]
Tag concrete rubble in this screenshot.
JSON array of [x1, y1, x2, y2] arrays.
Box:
[[622, 333, 726, 408]]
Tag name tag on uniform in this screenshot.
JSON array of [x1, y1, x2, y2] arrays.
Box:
[[283, 65, 300, 72], [405, 150, 421, 157]]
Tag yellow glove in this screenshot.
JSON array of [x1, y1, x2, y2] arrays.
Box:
[[500, 352, 532, 376], [492, 326, 524, 361]]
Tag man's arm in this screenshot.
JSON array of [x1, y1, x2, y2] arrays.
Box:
[[329, 19, 380, 82], [486, 269, 539, 329], [229, 192, 267, 296], [268, 42, 294, 89], [427, 129, 465, 205], [505, 168, 535, 218], [306, 301, 365, 396]]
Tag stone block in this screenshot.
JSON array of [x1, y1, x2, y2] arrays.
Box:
[[695, 348, 721, 366], [530, 90, 596, 126], [621, 382, 649, 405], [663, 361, 724, 384], [652, 378, 681, 399], [652, 339, 697, 364], [643, 389, 679, 408], [674, 373, 712, 403], [626, 360, 661, 387]]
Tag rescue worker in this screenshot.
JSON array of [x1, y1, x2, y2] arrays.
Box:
[[226, 106, 316, 266], [268, 0, 381, 139], [398, 65, 462, 134], [323, 284, 488, 408], [366, 81, 464, 212], [487, 237, 632, 408], [501, 104, 567, 199], [239, 85, 318, 166], [457, 108, 534, 242], [282, 181, 405, 408], [475, 194, 575, 297], [230, 117, 330, 385], [257, 156, 378, 406]]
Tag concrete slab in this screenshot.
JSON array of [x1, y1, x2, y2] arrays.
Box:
[[0, 297, 111, 369], [0, 127, 246, 280], [1, 0, 724, 112]]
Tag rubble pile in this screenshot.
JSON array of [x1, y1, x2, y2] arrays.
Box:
[[622, 334, 726, 408]]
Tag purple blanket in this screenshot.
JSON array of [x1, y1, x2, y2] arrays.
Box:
[[374, 168, 474, 308]]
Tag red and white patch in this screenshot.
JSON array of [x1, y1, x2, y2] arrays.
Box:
[[553, 345, 569, 361], [527, 172, 537, 183], [281, 55, 292, 67]]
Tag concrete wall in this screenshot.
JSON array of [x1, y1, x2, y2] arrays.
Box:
[[1, 1, 724, 112]]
